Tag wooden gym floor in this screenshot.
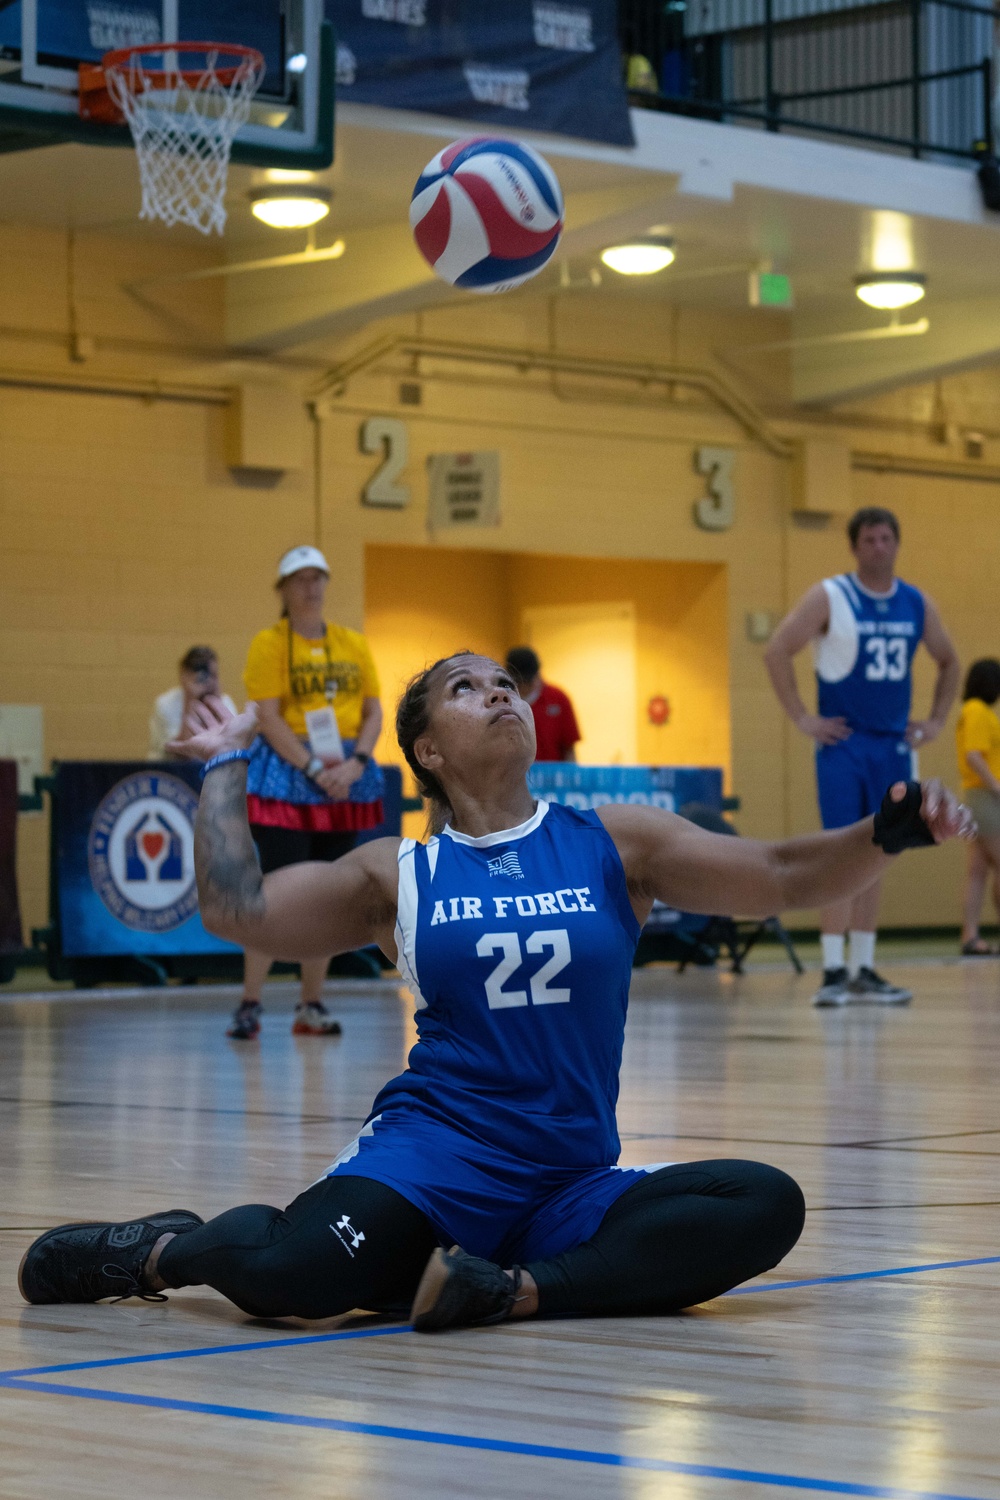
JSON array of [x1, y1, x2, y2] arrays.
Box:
[[1, 961, 999, 1500]]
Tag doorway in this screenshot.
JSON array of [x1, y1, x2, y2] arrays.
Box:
[[520, 601, 636, 765], [364, 542, 731, 828]]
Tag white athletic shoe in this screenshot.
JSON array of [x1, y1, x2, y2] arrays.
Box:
[[812, 967, 851, 1006], [291, 1001, 343, 1036], [846, 967, 912, 1005]]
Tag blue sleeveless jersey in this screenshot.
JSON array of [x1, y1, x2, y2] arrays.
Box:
[[814, 574, 925, 735], [372, 800, 641, 1170]]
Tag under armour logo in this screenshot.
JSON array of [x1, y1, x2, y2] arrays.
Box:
[[107, 1223, 145, 1249], [334, 1214, 365, 1251], [488, 851, 524, 880]]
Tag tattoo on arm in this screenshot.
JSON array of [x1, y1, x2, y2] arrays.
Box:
[[195, 765, 266, 932]]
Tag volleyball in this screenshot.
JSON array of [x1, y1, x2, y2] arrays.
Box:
[[409, 137, 564, 294]]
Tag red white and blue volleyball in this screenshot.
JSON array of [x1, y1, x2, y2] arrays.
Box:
[[410, 137, 564, 294]]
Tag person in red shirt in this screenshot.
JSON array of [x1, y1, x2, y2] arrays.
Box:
[[505, 646, 581, 762]]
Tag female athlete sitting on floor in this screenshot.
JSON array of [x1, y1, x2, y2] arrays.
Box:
[[19, 654, 973, 1331]]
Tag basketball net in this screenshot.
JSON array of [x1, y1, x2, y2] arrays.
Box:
[[103, 43, 265, 236]]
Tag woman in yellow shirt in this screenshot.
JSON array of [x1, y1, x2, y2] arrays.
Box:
[[229, 545, 384, 1039], [956, 657, 1000, 955]]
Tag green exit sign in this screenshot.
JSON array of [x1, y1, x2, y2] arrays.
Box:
[[749, 271, 794, 308]]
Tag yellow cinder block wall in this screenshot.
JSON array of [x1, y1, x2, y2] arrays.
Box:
[[0, 388, 316, 935], [1, 220, 997, 937]]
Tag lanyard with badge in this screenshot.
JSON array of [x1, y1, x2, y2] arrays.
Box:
[[289, 622, 345, 761]]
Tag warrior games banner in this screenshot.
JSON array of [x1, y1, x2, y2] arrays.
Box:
[[528, 763, 724, 814], [332, 0, 635, 147]]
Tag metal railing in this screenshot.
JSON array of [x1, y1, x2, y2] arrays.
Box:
[[619, 0, 996, 160]]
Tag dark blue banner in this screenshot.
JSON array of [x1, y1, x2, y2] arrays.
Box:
[[332, 0, 634, 147], [527, 764, 723, 814], [54, 761, 404, 958], [0, 759, 21, 954], [55, 762, 238, 958]]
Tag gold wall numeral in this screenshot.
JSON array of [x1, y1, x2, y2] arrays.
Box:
[[360, 417, 410, 508], [693, 447, 736, 531]]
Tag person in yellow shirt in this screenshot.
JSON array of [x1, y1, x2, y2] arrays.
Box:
[[229, 545, 385, 1039], [956, 657, 1000, 955]]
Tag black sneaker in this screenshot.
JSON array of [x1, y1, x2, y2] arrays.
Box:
[[847, 967, 913, 1005], [812, 966, 850, 1007], [227, 1000, 262, 1040], [410, 1246, 521, 1333], [18, 1210, 203, 1305]]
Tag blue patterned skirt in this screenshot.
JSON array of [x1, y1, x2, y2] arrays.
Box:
[[246, 736, 385, 832]]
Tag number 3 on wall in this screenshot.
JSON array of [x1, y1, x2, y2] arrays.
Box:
[[693, 447, 736, 531], [360, 417, 410, 508]]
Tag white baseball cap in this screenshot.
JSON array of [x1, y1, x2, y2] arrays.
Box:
[[276, 544, 330, 583]]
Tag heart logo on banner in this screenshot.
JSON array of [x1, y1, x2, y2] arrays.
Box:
[[142, 833, 165, 860]]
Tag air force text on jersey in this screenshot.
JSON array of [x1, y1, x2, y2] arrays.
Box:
[[430, 888, 599, 924]]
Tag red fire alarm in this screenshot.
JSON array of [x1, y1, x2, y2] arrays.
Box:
[[648, 695, 670, 726]]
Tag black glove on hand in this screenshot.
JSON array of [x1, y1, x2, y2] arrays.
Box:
[[872, 781, 936, 854]]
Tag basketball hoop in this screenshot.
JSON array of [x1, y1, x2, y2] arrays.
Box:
[[94, 42, 265, 236]]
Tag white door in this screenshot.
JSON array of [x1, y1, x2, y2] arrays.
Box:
[[520, 601, 637, 765]]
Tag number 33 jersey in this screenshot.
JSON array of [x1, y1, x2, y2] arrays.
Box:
[[371, 800, 641, 1169], [813, 573, 925, 735]]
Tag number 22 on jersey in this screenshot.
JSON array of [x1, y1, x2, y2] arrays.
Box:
[[476, 930, 572, 1009]]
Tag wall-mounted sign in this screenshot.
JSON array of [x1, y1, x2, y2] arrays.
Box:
[[693, 447, 735, 531], [428, 451, 500, 530], [360, 416, 410, 508]]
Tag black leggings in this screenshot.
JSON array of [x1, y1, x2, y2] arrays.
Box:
[[157, 1160, 805, 1322]]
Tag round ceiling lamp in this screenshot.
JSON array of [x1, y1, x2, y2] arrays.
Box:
[[600, 237, 676, 276], [249, 184, 332, 229], [854, 271, 926, 310]]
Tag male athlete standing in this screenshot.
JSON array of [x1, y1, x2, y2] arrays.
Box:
[[766, 506, 960, 1006]]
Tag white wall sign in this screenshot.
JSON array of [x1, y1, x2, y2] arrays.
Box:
[[693, 446, 736, 531], [360, 417, 410, 508], [427, 451, 500, 530], [0, 704, 43, 797]]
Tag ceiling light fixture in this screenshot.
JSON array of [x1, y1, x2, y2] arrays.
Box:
[[600, 237, 676, 276], [854, 271, 926, 310], [249, 184, 332, 230]]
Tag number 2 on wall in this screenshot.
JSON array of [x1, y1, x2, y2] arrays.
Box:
[[360, 417, 409, 508], [476, 930, 572, 1009]]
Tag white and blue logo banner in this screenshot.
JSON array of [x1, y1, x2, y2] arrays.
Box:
[[331, 0, 634, 147], [54, 760, 405, 958], [55, 762, 239, 957]]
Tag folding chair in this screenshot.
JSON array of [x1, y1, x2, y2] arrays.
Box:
[[632, 803, 803, 976]]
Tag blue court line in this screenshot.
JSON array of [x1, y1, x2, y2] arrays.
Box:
[[0, 1323, 409, 1379], [0, 1376, 989, 1500], [725, 1254, 1000, 1294], [5, 1251, 1000, 1382]]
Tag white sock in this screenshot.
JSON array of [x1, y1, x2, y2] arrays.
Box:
[[848, 930, 876, 977], [821, 934, 845, 973]]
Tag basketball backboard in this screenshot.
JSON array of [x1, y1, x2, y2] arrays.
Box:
[[0, 0, 332, 167]]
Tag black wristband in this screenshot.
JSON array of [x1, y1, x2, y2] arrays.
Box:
[[872, 780, 936, 855], [352, 751, 371, 765]]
